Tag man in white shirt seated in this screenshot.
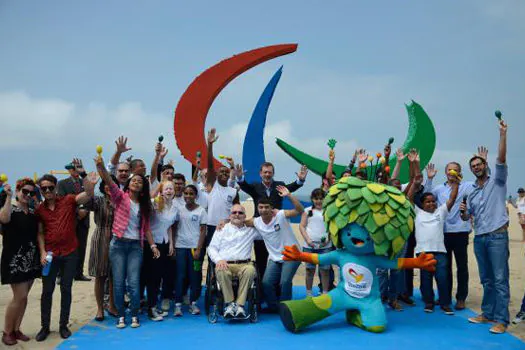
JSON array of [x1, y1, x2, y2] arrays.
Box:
[[207, 204, 258, 318]]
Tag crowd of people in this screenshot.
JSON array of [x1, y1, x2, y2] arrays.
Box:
[[0, 119, 521, 346]]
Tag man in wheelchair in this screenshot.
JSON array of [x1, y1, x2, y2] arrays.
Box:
[[207, 204, 259, 318]]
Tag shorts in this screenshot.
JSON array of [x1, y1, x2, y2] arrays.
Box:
[[303, 246, 333, 270]]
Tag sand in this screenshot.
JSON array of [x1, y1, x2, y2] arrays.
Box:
[[1, 202, 524, 349]]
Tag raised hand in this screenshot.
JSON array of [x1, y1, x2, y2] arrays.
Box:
[[2, 184, 12, 197], [207, 128, 219, 144], [276, 185, 290, 197], [395, 148, 406, 162], [357, 149, 368, 163], [234, 164, 244, 178], [328, 149, 335, 162], [226, 157, 235, 169], [384, 144, 391, 158], [94, 156, 104, 168], [72, 158, 85, 172], [115, 136, 132, 154], [477, 146, 488, 161], [85, 171, 100, 185], [407, 149, 418, 162], [499, 119, 508, 134], [296, 165, 308, 182], [426, 163, 437, 179]]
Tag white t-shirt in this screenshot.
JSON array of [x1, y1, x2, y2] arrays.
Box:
[[175, 205, 207, 248], [414, 204, 448, 254], [517, 197, 525, 214], [303, 206, 331, 249], [173, 196, 185, 211], [150, 204, 179, 244], [207, 182, 237, 226], [193, 181, 208, 210], [122, 200, 140, 240], [254, 210, 299, 262]]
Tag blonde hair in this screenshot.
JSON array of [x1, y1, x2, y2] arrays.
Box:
[[156, 180, 175, 212]]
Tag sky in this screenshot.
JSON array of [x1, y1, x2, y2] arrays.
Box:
[[0, 0, 524, 197]]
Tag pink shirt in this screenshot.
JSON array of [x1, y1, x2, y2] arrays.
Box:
[[109, 183, 150, 243]]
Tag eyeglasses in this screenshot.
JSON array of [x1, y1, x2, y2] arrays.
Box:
[[21, 189, 36, 196], [231, 211, 245, 215], [40, 186, 55, 193]]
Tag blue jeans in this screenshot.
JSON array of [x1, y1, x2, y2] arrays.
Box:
[[378, 268, 404, 300], [262, 260, 300, 309], [110, 239, 143, 317], [419, 252, 450, 307], [474, 231, 510, 325], [174, 248, 201, 304]]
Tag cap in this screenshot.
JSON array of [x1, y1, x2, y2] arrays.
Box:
[[65, 163, 75, 170]]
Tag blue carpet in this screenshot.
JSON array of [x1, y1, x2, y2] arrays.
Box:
[[59, 287, 525, 350]]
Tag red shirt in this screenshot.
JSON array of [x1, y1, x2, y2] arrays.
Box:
[[36, 194, 79, 257]]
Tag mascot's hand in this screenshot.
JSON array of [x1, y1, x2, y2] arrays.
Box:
[[397, 252, 436, 272], [416, 252, 436, 272], [282, 245, 318, 264]]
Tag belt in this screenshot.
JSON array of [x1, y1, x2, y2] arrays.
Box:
[[226, 259, 251, 264]]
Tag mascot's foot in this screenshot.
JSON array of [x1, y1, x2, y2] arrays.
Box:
[[279, 296, 331, 333], [345, 310, 385, 333]]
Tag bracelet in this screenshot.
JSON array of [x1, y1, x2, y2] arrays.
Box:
[[150, 244, 157, 249]]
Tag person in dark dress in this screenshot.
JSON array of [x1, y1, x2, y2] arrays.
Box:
[[0, 178, 40, 346], [86, 177, 118, 321]]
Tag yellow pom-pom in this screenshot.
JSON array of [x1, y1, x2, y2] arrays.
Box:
[[0, 173, 7, 182], [96, 145, 103, 155]]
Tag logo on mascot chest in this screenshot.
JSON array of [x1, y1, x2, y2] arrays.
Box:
[[342, 263, 373, 299]]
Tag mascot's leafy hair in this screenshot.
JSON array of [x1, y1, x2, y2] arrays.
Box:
[[323, 176, 416, 258]]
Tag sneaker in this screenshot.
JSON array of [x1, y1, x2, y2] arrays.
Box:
[[189, 302, 200, 315], [131, 317, 140, 328], [174, 303, 183, 317], [513, 311, 525, 324], [388, 299, 403, 311], [455, 300, 466, 310], [148, 308, 164, 321], [235, 305, 246, 318], [489, 323, 507, 334], [156, 308, 168, 317], [224, 303, 236, 318], [468, 314, 493, 324], [116, 317, 126, 329], [161, 298, 171, 312], [424, 303, 434, 313], [398, 294, 415, 306], [441, 306, 454, 315], [306, 290, 313, 297]]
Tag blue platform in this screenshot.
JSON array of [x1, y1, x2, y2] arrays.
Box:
[[59, 288, 525, 350]]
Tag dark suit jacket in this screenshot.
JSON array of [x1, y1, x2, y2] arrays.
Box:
[[238, 179, 303, 217], [57, 176, 90, 228]]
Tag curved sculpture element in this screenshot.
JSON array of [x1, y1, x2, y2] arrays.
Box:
[[275, 100, 436, 183], [242, 66, 283, 183], [174, 44, 298, 169]]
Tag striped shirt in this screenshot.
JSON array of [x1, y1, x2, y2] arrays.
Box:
[[109, 183, 150, 243]]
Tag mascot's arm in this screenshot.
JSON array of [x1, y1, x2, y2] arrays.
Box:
[[397, 252, 436, 272], [282, 245, 340, 265]]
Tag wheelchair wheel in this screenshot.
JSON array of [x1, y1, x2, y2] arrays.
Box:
[[249, 303, 258, 323], [208, 305, 219, 324]]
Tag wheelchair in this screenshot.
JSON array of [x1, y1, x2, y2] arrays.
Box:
[[204, 261, 259, 323]]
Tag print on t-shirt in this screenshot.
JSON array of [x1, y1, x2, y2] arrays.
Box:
[[342, 262, 373, 299]]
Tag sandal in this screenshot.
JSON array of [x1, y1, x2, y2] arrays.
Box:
[[95, 315, 105, 322]]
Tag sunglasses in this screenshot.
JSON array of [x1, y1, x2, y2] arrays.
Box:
[[231, 211, 245, 215], [40, 186, 55, 193], [21, 189, 37, 196]]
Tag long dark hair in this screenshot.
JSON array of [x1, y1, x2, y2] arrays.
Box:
[[123, 174, 152, 225]]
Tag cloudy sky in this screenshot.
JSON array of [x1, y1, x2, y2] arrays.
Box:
[[1, 0, 524, 196]]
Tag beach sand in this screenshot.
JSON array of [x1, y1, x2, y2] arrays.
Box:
[[1, 203, 524, 349]]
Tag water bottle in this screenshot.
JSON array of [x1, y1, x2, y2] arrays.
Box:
[[42, 251, 53, 276], [191, 249, 202, 271]]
